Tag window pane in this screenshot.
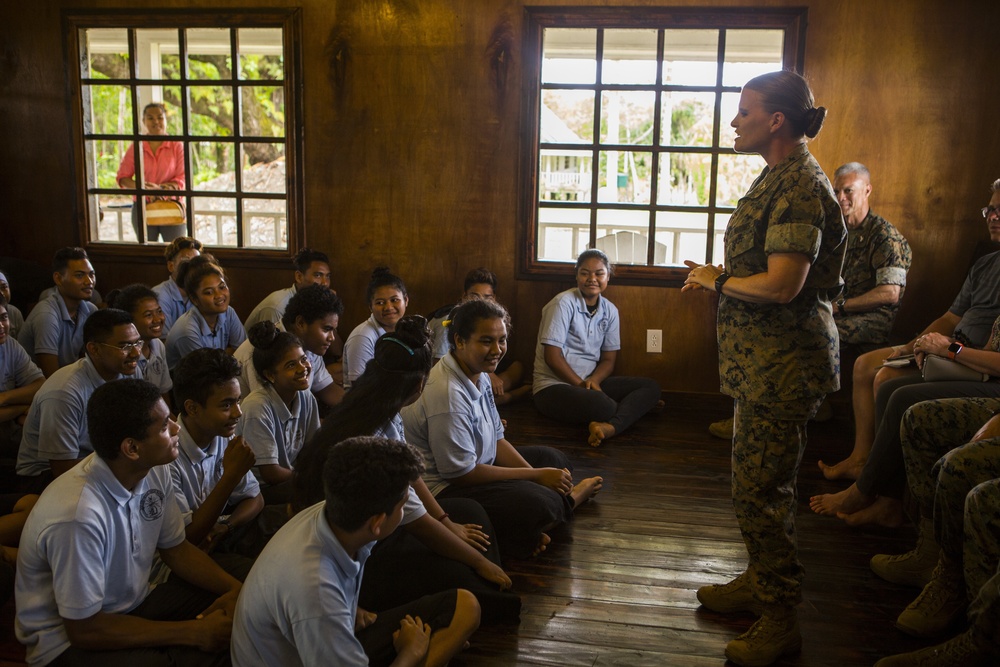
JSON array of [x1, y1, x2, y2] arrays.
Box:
[[85, 139, 131, 192], [192, 196, 237, 246], [188, 86, 234, 136], [601, 29, 657, 85], [82, 28, 130, 79], [537, 207, 590, 261], [192, 142, 236, 191], [719, 91, 741, 149], [662, 30, 718, 86], [655, 211, 710, 266], [599, 91, 655, 145], [161, 86, 184, 130], [242, 143, 286, 194], [712, 211, 731, 266], [241, 86, 285, 138], [657, 153, 713, 207], [239, 28, 284, 80], [135, 29, 180, 80], [541, 89, 594, 144], [84, 84, 133, 135], [716, 153, 766, 207], [660, 91, 715, 147], [542, 29, 596, 84], [91, 193, 138, 244], [244, 199, 286, 248], [722, 29, 784, 87], [540, 149, 591, 203], [598, 151, 652, 204], [187, 28, 232, 80], [596, 209, 651, 265]]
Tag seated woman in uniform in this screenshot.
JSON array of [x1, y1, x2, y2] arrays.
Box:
[[165, 254, 246, 370], [402, 298, 603, 560], [342, 266, 409, 389], [107, 284, 172, 405], [238, 321, 320, 504], [293, 316, 518, 623], [532, 249, 662, 447]]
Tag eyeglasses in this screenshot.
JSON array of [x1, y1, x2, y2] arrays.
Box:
[[982, 205, 1000, 218], [98, 340, 144, 353]]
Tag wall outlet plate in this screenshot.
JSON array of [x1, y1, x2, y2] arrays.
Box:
[[647, 329, 662, 353]]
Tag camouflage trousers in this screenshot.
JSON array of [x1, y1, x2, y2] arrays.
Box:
[[900, 397, 1000, 519], [963, 478, 1000, 650], [732, 396, 822, 607]]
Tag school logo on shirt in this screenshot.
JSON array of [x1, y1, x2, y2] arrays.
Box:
[[140, 489, 165, 521], [598, 317, 611, 333]]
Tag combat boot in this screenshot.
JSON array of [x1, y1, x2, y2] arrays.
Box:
[[895, 557, 965, 637], [696, 570, 758, 614], [708, 417, 734, 439], [874, 629, 993, 666], [871, 517, 939, 587], [724, 605, 801, 666]]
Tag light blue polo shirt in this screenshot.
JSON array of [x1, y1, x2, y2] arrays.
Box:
[[17, 357, 124, 477], [532, 288, 621, 394], [238, 384, 320, 475], [243, 285, 296, 331], [152, 278, 191, 341], [7, 303, 25, 340], [135, 337, 171, 394], [232, 501, 374, 666], [165, 306, 247, 370], [15, 455, 186, 667], [342, 314, 385, 390], [170, 417, 261, 525], [401, 352, 504, 495], [374, 414, 427, 525], [18, 292, 97, 368], [233, 337, 333, 399], [0, 337, 44, 394]]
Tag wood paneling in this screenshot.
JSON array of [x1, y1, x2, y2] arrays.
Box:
[[2, 0, 999, 393]]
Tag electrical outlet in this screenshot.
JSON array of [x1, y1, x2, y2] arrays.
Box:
[[646, 329, 662, 353]]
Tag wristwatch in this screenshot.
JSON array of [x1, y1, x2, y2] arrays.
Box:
[[947, 342, 964, 360], [836, 298, 847, 316], [714, 272, 731, 294]]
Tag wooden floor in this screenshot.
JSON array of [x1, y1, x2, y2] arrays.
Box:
[[453, 393, 934, 667]]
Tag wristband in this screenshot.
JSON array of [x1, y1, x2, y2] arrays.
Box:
[[437, 513, 450, 522], [714, 272, 731, 294], [947, 342, 964, 360]]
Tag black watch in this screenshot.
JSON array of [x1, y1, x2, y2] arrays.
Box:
[[947, 342, 964, 360], [715, 272, 731, 294]]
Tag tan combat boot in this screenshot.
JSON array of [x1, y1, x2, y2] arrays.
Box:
[[895, 557, 966, 637], [871, 517, 939, 587], [696, 570, 758, 614], [708, 417, 734, 439], [873, 629, 994, 666], [724, 605, 801, 666]]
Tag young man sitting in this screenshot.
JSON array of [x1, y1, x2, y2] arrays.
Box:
[[17, 309, 141, 489], [231, 435, 480, 666], [243, 247, 332, 331], [15, 379, 242, 667], [171, 348, 275, 561], [152, 236, 202, 340]]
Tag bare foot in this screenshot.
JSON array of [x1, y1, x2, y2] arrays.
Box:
[[532, 532, 552, 557], [809, 483, 874, 516], [570, 476, 603, 508], [588, 421, 616, 447], [837, 496, 904, 528], [649, 399, 666, 414], [817, 455, 866, 481]]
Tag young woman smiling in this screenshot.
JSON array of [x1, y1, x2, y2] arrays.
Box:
[[342, 266, 410, 389]]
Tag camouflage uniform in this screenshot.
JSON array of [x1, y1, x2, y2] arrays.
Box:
[[963, 478, 1000, 650], [720, 143, 846, 606], [835, 211, 911, 349]]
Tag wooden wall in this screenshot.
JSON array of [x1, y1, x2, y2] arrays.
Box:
[[2, 0, 999, 394]]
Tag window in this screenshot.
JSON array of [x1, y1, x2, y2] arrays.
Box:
[[519, 7, 806, 283], [66, 10, 302, 255]]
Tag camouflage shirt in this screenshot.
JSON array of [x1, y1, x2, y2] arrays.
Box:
[[836, 211, 911, 345], [718, 144, 847, 403]]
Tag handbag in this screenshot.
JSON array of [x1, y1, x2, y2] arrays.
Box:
[[144, 199, 186, 226], [921, 354, 990, 382]]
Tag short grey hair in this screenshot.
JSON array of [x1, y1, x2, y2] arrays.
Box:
[[835, 162, 871, 181]]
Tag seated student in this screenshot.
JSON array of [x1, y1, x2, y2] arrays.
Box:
[[171, 348, 269, 563], [402, 299, 603, 560], [232, 436, 480, 667], [427, 268, 529, 406], [152, 236, 203, 340], [243, 247, 332, 330], [165, 255, 246, 370], [532, 249, 662, 447], [18, 248, 98, 378], [234, 284, 345, 407], [0, 270, 26, 339], [0, 294, 45, 449], [293, 317, 518, 623], [15, 379, 242, 667], [343, 267, 409, 389], [17, 309, 141, 489], [0, 493, 39, 606], [237, 322, 320, 504], [107, 284, 172, 402]]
